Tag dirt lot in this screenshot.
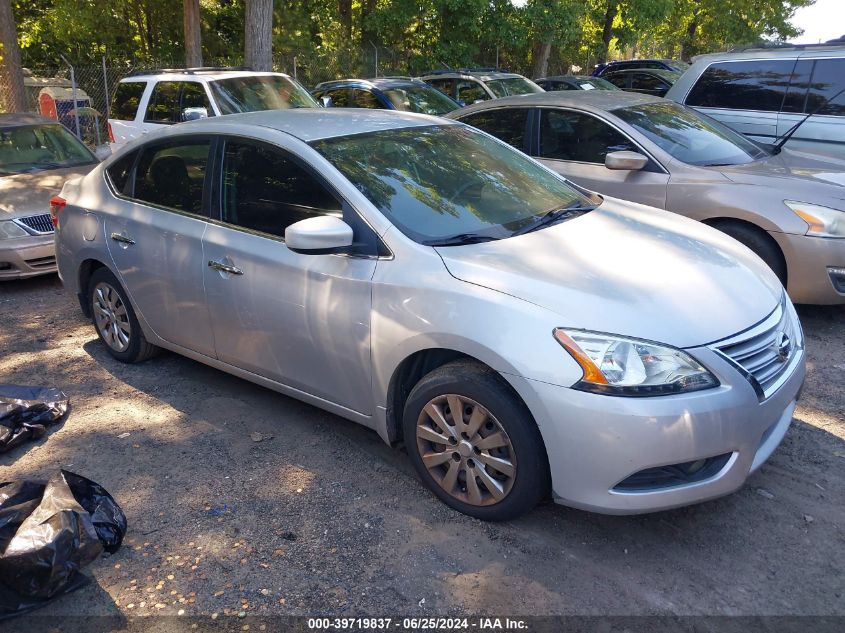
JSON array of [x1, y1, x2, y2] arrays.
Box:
[[1, 275, 843, 622]]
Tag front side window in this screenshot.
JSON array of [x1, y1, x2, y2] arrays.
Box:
[[0, 124, 96, 175], [321, 88, 351, 107], [181, 82, 213, 118], [538, 109, 636, 163], [614, 101, 767, 166], [459, 108, 528, 150], [351, 89, 382, 109], [209, 75, 317, 114], [630, 73, 668, 94], [112, 82, 146, 121], [686, 60, 795, 112], [133, 141, 209, 214], [382, 85, 459, 115], [426, 79, 454, 98], [457, 80, 489, 104], [221, 141, 341, 239], [144, 81, 182, 123], [311, 124, 591, 244]]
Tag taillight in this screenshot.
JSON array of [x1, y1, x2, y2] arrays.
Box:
[[50, 196, 66, 227], [107, 121, 115, 143]]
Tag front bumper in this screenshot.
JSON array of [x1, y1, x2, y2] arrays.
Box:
[[509, 345, 805, 515], [0, 234, 57, 280], [770, 232, 845, 304]]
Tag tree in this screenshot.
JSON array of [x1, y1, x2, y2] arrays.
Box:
[[183, 0, 202, 66], [245, 0, 272, 71], [0, 0, 25, 112], [525, 0, 583, 78]]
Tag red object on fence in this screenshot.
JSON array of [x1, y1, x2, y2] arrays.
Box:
[[38, 92, 59, 120]]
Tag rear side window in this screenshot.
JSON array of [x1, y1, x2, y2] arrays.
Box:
[[112, 82, 146, 121], [686, 60, 795, 112], [630, 73, 666, 93], [145, 82, 182, 123], [133, 141, 210, 214], [538, 109, 637, 163], [805, 58, 845, 116], [322, 88, 351, 107], [604, 74, 628, 89], [352, 89, 382, 109], [426, 79, 454, 97], [106, 151, 138, 194], [460, 108, 528, 150], [457, 80, 489, 104]]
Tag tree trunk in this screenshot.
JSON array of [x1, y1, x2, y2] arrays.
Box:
[[599, 0, 619, 63], [531, 41, 552, 79], [183, 0, 203, 67], [245, 0, 273, 71], [360, 0, 377, 46], [0, 0, 26, 112], [680, 12, 700, 62], [338, 0, 352, 41]]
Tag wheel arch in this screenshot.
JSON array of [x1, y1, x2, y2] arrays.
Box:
[[701, 216, 788, 285], [77, 258, 110, 318]]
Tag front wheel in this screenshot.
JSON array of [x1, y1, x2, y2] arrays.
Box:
[[403, 360, 549, 521]]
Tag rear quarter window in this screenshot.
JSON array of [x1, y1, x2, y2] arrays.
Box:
[[112, 82, 146, 121], [686, 59, 795, 112], [106, 150, 139, 195]]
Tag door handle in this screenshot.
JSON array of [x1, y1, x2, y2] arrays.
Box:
[[208, 260, 244, 275], [110, 232, 135, 245]]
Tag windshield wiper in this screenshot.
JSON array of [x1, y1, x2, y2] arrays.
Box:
[[511, 202, 596, 236], [772, 86, 845, 153], [424, 232, 502, 247]]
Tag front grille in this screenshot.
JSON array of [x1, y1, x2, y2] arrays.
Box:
[[713, 298, 801, 400], [16, 214, 54, 234], [614, 453, 733, 492]]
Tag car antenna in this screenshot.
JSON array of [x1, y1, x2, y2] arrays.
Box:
[[773, 86, 845, 151]]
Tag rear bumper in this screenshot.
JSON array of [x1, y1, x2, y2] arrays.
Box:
[[771, 232, 845, 304], [0, 235, 57, 280], [507, 346, 805, 515]]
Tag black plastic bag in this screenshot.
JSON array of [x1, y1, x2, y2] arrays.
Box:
[[0, 471, 127, 619], [0, 385, 69, 454]]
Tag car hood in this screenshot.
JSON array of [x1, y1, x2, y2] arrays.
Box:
[[716, 150, 845, 203], [0, 165, 95, 219], [436, 198, 782, 348]]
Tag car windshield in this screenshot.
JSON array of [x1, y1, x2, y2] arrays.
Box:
[[209, 75, 318, 114], [311, 124, 592, 244], [382, 85, 459, 115], [0, 123, 96, 175], [485, 77, 544, 98], [614, 101, 768, 166], [579, 77, 618, 90]]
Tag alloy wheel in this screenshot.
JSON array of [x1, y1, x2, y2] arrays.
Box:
[[416, 394, 516, 506], [92, 281, 131, 353]]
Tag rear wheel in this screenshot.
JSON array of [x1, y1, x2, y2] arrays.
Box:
[[712, 221, 787, 285], [88, 267, 158, 363], [403, 360, 549, 521]]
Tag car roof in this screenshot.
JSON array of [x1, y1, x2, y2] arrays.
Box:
[[0, 113, 62, 127], [448, 90, 664, 116], [604, 68, 680, 78], [691, 42, 845, 63], [179, 108, 453, 142], [419, 70, 526, 81], [119, 70, 293, 83], [313, 77, 429, 91], [537, 75, 597, 82]]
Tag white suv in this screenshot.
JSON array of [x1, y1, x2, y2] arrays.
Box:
[[108, 68, 318, 148]]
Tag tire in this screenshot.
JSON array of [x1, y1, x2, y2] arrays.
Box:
[[714, 222, 787, 285], [88, 267, 159, 363], [403, 360, 549, 521]]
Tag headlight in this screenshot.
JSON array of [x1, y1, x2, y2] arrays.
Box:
[[0, 220, 28, 240], [553, 329, 719, 396], [785, 200, 845, 238]]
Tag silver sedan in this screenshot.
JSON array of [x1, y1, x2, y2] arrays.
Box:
[[54, 109, 804, 519], [448, 91, 845, 304]]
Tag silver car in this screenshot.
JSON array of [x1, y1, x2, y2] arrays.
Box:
[[449, 91, 845, 304], [0, 114, 98, 279], [55, 110, 804, 520]]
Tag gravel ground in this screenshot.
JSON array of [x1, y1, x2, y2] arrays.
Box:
[[0, 275, 843, 623]]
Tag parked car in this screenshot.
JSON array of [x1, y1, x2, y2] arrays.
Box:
[[419, 68, 543, 104], [312, 77, 460, 115], [593, 59, 689, 77], [55, 109, 803, 520], [535, 75, 619, 91], [0, 114, 97, 280], [666, 43, 845, 160], [108, 68, 318, 149], [448, 91, 845, 304], [602, 69, 680, 97]]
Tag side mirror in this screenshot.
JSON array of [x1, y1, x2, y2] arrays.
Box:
[[319, 95, 334, 108], [182, 106, 208, 122], [285, 216, 353, 255], [605, 150, 649, 171]]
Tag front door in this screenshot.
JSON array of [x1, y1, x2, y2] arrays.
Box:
[[201, 137, 377, 414], [533, 108, 669, 209], [104, 138, 216, 357]]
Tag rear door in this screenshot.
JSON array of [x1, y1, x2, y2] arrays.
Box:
[[683, 59, 795, 143], [457, 107, 531, 152], [201, 136, 379, 414], [104, 137, 216, 357], [109, 80, 148, 146]]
